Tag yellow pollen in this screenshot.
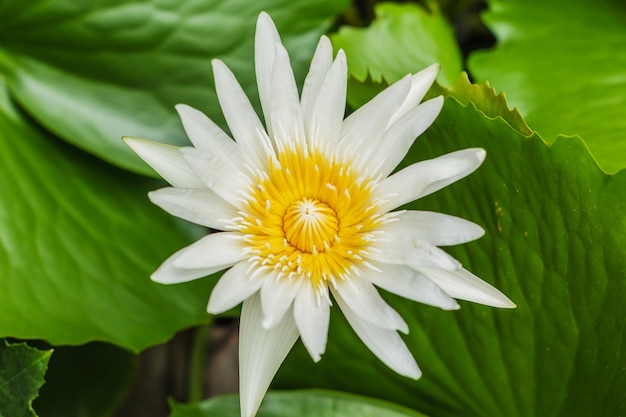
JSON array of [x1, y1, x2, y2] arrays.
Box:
[[239, 146, 383, 289], [283, 198, 339, 253]]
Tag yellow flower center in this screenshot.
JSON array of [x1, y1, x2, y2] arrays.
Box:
[[283, 198, 339, 253], [238, 146, 383, 290]]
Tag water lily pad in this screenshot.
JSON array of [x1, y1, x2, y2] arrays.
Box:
[[0, 0, 348, 174], [275, 78, 626, 417], [469, 0, 626, 173], [0, 78, 214, 351]]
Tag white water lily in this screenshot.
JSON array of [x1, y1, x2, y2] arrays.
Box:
[[125, 12, 515, 417]]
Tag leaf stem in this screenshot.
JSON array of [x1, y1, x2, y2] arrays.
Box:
[[188, 320, 212, 403]]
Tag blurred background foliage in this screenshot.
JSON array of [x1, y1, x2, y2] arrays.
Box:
[[0, 0, 624, 416]]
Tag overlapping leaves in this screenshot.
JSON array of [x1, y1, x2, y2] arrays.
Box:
[[332, 2, 461, 86], [331, 2, 462, 108], [469, 0, 626, 173], [0, 0, 348, 174], [275, 80, 626, 417], [0, 1, 624, 416]]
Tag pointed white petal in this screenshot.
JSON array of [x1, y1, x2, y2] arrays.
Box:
[[381, 210, 485, 246], [369, 233, 462, 270], [212, 59, 270, 169], [180, 147, 249, 208], [388, 64, 440, 126], [152, 264, 224, 284], [332, 278, 408, 333], [176, 104, 249, 183], [335, 291, 421, 379], [339, 76, 411, 165], [239, 293, 299, 417], [255, 12, 281, 137], [260, 274, 303, 329], [269, 43, 306, 150], [301, 36, 334, 132], [306, 49, 347, 149], [175, 104, 236, 153], [151, 248, 231, 284], [376, 96, 444, 177], [173, 232, 245, 269], [376, 148, 486, 212], [148, 187, 238, 230], [123, 137, 203, 188], [294, 281, 330, 362], [417, 267, 516, 308], [207, 261, 263, 314], [368, 263, 459, 310]]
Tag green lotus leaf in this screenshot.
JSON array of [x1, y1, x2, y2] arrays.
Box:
[[469, 0, 626, 173], [275, 77, 626, 417], [0, 77, 214, 351], [332, 2, 462, 108], [0, 0, 348, 174], [0, 341, 51, 417]]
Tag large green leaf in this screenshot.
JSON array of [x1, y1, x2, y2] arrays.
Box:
[[332, 2, 462, 85], [0, 78, 214, 351], [275, 80, 626, 417], [468, 0, 626, 173], [0, 341, 51, 417], [332, 2, 462, 109], [169, 390, 429, 417], [33, 343, 135, 417], [0, 0, 348, 174], [431, 72, 532, 136]]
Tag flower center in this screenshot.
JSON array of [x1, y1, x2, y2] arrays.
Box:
[[283, 198, 339, 253], [236, 146, 385, 290]]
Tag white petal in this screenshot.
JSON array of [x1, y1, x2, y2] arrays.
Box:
[[376, 148, 486, 212], [305, 49, 347, 149], [152, 249, 231, 284], [212, 59, 271, 169], [123, 137, 203, 188], [339, 76, 411, 167], [173, 232, 245, 269], [294, 281, 331, 362], [175, 104, 236, 153], [260, 273, 303, 329], [207, 261, 263, 314], [300, 36, 334, 133], [417, 267, 516, 308], [239, 293, 299, 417], [388, 64, 440, 126], [381, 210, 485, 246], [180, 147, 249, 208], [369, 233, 462, 270], [376, 96, 444, 177], [255, 12, 281, 138], [332, 278, 408, 333], [334, 291, 421, 379], [367, 263, 459, 310], [269, 43, 306, 150], [148, 187, 238, 230]]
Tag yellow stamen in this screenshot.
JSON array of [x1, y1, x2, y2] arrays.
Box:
[[239, 146, 382, 289], [283, 198, 339, 253]]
